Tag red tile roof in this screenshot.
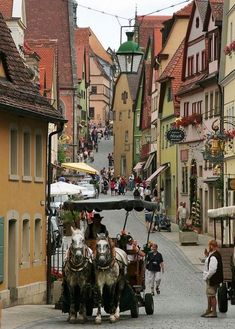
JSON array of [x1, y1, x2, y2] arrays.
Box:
[[174, 1, 193, 17], [158, 40, 185, 110], [137, 15, 171, 51], [210, 0, 224, 22], [25, 0, 73, 88], [0, 13, 64, 122], [89, 28, 112, 64], [177, 72, 207, 96], [0, 0, 13, 19], [26, 39, 59, 100]]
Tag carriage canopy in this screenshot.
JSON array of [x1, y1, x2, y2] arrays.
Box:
[[63, 197, 158, 213]]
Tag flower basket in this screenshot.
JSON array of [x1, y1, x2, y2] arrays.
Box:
[[175, 113, 202, 127], [51, 268, 63, 283]]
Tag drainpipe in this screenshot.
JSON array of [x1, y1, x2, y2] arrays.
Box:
[[218, 83, 225, 207], [46, 122, 64, 304]]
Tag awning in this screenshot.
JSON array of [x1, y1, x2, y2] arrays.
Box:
[[133, 161, 145, 172], [61, 162, 98, 175], [203, 176, 219, 184], [146, 163, 169, 183], [143, 153, 155, 171]]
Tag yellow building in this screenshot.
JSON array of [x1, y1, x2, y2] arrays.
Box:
[[0, 13, 64, 306], [219, 0, 235, 235], [113, 73, 140, 177]]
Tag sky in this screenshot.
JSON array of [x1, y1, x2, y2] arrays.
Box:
[[12, 0, 192, 50], [77, 0, 192, 50]]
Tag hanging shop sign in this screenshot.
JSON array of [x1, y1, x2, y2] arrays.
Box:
[[166, 128, 185, 143]]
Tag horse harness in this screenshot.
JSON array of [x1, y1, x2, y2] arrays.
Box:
[[66, 244, 92, 273]]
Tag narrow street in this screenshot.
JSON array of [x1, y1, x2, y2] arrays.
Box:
[[4, 137, 235, 329], [90, 135, 113, 173], [8, 211, 235, 328]]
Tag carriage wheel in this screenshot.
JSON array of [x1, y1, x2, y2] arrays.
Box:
[[130, 296, 139, 318], [218, 283, 228, 313], [144, 293, 154, 315]]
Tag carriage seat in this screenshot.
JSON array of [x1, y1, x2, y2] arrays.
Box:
[[219, 247, 234, 282]]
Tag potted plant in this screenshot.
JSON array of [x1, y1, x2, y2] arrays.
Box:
[[191, 200, 202, 233], [60, 210, 81, 236], [51, 268, 63, 305]]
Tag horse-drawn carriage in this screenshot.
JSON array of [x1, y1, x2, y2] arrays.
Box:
[[207, 206, 235, 313], [61, 197, 157, 324]]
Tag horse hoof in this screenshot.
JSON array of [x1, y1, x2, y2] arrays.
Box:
[[95, 317, 102, 325], [78, 315, 86, 324], [69, 315, 77, 324], [110, 315, 117, 323]]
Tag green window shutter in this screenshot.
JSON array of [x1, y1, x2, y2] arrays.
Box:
[[0, 217, 4, 283]]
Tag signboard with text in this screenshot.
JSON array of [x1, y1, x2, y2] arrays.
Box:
[[166, 128, 185, 143]]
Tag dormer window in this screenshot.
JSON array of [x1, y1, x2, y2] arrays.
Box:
[[196, 17, 199, 28], [0, 59, 6, 79], [0, 51, 11, 81]]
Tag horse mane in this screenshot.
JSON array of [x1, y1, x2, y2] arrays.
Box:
[[96, 233, 108, 241]]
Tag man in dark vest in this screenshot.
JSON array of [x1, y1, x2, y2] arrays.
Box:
[[85, 213, 108, 239], [201, 239, 223, 318]]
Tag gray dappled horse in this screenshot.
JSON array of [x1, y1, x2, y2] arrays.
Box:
[[64, 227, 93, 323], [94, 233, 128, 324]]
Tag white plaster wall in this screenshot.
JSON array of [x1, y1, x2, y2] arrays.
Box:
[[188, 6, 203, 42]]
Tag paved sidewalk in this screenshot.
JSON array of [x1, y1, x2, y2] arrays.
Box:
[[157, 223, 211, 272], [2, 220, 212, 329]]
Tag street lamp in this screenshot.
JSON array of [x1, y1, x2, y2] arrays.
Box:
[[116, 31, 143, 73]]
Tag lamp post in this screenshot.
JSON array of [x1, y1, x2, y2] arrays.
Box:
[[116, 31, 143, 74]]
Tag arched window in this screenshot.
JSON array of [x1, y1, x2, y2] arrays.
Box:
[[22, 218, 30, 264], [34, 218, 42, 260]]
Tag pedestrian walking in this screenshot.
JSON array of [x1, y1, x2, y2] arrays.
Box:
[[201, 239, 223, 318], [146, 243, 164, 296], [177, 202, 188, 230], [153, 197, 163, 231], [144, 195, 153, 232]]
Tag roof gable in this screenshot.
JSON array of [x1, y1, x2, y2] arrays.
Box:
[[158, 40, 185, 114], [137, 15, 171, 52], [203, 0, 224, 30], [74, 28, 90, 85], [0, 13, 64, 122], [89, 28, 112, 65], [25, 0, 73, 87]]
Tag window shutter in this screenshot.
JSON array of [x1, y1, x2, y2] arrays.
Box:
[[0, 217, 4, 282]]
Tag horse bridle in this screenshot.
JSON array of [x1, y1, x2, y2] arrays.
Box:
[[67, 244, 91, 272], [95, 239, 115, 270]]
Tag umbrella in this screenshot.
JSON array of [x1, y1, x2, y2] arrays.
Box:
[[61, 162, 98, 175], [50, 181, 83, 196]]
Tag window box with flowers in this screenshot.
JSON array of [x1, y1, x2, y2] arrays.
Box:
[[175, 113, 202, 127], [224, 41, 235, 56]]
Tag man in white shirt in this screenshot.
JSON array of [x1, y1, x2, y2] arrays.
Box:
[[201, 240, 223, 318], [177, 202, 188, 230]]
